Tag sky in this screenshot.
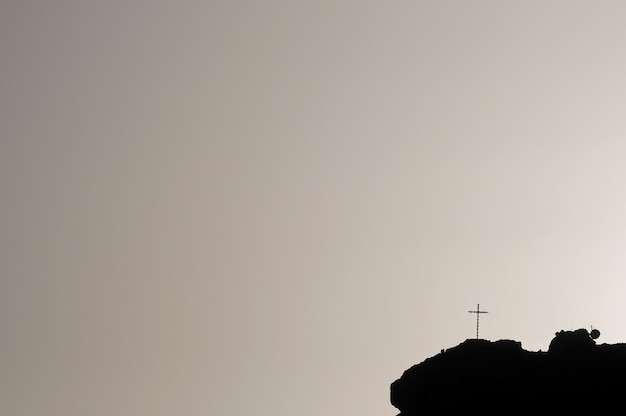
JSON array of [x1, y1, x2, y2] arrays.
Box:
[[3, 1, 626, 415]]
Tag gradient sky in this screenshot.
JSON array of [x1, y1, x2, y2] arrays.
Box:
[[3, 2, 626, 415]]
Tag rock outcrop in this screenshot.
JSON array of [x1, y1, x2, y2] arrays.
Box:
[[391, 329, 626, 414]]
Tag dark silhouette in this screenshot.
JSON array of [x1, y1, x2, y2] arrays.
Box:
[[391, 329, 626, 414]]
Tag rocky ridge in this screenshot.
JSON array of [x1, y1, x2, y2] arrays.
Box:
[[390, 329, 626, 414]]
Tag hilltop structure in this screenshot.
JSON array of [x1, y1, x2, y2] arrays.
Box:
[[390, 329, 626, 414]]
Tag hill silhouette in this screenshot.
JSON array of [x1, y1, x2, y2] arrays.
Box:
[[391, 329, 626, 414]]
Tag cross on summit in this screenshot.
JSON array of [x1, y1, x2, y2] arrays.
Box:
[[468, 304, 488, 339]]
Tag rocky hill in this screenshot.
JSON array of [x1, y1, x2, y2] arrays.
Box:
[[390, 329, 626, 414]]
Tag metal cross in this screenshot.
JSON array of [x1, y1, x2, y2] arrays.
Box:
[[468, 304, 488, 339]]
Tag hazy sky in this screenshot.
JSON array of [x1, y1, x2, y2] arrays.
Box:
[[3, 2, 626, 415]]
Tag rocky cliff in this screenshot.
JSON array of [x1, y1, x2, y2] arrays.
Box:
[[390, 329, 626, 414]]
